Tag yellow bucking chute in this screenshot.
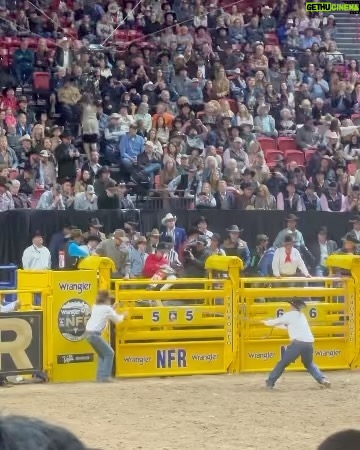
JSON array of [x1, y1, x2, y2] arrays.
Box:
[[77, 256, 115, 290]]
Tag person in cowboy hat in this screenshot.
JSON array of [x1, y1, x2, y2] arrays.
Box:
[[272, 234, 311, 279], [96, 229, 130, 278], [83, 218, 106, 241], [194, 215, 213, 243], [160, 213, 186, 253], [63, 229, 88, 270], [273, 214, 306, 250], [260, 6, 276, 32], [336, 233, 360, 256], [129, 236, 148, 279], [309, 226, 338, 277], [146, 228, 160, 254], [348, 215, 360, 241], [54, 129, 79, 184], [222, 225, 250, 268], [262, 297, 330, 390], [22, 230, 51, 270]]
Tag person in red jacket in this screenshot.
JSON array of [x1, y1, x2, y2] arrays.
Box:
[[143, 242, 176, 291]]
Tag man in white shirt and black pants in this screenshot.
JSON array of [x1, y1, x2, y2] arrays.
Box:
[[262, 298, 331, 389]]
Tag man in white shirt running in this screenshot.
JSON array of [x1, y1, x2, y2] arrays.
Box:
[[262, 298, 331, 389]]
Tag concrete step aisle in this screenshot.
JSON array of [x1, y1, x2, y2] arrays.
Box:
[[329, 12, 360, 61]]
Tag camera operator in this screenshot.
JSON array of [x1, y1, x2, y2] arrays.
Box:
[[183, 235, 210, 283]]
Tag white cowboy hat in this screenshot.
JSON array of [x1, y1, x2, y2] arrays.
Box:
[[19, 134, 31, 143], [161, 213, 177, 225]]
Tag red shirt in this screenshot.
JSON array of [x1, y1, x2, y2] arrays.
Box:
[[1, 96, 17, 111], [143, 254, 169, 278]]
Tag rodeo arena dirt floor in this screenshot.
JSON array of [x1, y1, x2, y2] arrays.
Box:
[[2, 372, 360, 450]]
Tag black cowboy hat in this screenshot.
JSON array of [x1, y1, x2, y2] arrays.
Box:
[[285, 214, 298, 221], [60, 129, 72, 139], [157, 49, 171, 62], [89, 218, 103, 228], [195, 26, 207, 32], [289, 297, 307, 310], [164, 10, 176, 20], [216, 26, 228, 33], [318, 226, 328, 234], [226, 225, 243, 233]]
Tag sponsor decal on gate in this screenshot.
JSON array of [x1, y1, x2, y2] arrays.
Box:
[[0, 311, 43, 376], [58, 283, 92, 294], [58, 300, 91, 342], [57, 353, 94, 364], [248, 352, 275, 360]]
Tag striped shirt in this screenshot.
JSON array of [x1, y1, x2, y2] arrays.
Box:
[[0, 190, 14, 211]]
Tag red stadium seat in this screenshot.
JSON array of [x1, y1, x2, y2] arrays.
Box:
[[265, 150, 283, 163], [284, 149, 305, 165], [33, 72, 51, 91], [258, 137, 277, 152], [32, 188, 45, 200], [277, 137, 296, 152], [264, 33, 279, 45]]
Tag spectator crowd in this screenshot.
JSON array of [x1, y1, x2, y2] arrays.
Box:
[[0, 0, 359, 215]]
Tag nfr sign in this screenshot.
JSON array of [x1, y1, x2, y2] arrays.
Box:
[[156, 349, 187, 369], [0, 312, 43, 375]]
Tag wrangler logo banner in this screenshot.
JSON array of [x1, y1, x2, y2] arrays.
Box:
[[0, 312, 43, 376], [118, 343, 225, 377]]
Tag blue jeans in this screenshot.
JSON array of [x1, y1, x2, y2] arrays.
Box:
[[266, 341, 325, 387], [121, 158, 135, 173], [142, 162, 161, 184], [315, 265, 328, 277], [86, 333, 114, 381]]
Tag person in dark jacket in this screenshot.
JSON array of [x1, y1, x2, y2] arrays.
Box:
[[97, 179, 120, 209], [54, 130, 79, 184], [64, 229, 87, 270], [183, 235, 210, 280], [309, 226, 338, 276], [246, 234, 269, 275], [48, 224, 76, 269]]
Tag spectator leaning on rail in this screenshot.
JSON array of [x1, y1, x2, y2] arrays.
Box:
[[95, 229, 130, 279], [272, 234, 311, 279], [22, 231, 51, 270]]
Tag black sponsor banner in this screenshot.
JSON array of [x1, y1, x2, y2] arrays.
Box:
[[0, 312, 43, 376], [57, 353, 94, 364]]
